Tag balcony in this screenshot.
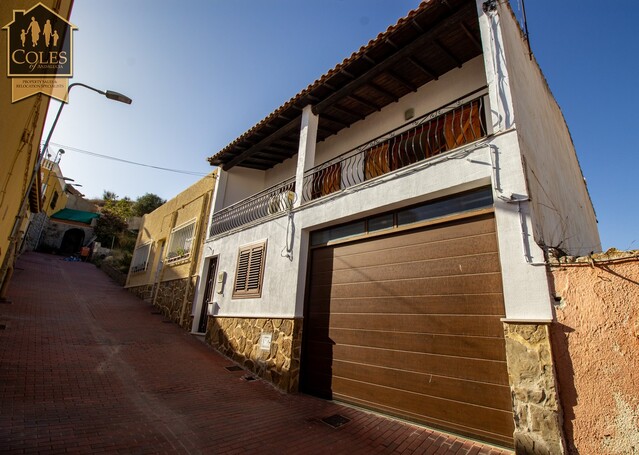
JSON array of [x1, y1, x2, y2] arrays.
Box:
[[302, 89, 487, 202], [209, 89, 487, 237], [209, 178, 295, 237]]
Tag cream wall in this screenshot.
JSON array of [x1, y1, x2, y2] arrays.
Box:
[[221, 167, 265, 207], [314, 56, 488, 166]]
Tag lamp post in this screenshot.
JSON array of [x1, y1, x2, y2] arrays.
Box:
[[0, 83, 132, 300]]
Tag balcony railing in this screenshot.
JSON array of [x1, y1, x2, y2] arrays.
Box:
[[302, 88, 488, 202], [209, 178, 295, 237]]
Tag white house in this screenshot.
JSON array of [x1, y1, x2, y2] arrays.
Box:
[[191, 1, 599, 452]]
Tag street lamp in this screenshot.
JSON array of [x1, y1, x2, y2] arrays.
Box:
[[26, 82, 132, 218], [0, 83, 132, 299]]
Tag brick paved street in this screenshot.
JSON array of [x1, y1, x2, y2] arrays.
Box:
[[0, 253, 512, 454]]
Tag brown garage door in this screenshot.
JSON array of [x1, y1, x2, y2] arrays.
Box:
[[301, 212, 514, 447]]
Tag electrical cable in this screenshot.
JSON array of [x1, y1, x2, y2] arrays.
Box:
[[47, 142, 211, 177]]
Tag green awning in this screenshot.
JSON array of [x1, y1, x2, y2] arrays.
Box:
[[50, 208, 100, 224]]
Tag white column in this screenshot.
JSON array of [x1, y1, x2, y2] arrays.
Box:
[[294, 105, 319, 208], [203, 168, 227, 242], [477, 2, 553, 322], [476, 1, 515, 133]]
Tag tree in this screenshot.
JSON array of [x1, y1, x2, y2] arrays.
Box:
[[102, 190, 118, 201], [104, 196, 133, 219], [94, 209, 127, 247], [133, 193, 165, 216]]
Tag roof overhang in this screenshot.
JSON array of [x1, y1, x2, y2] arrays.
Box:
[[208, 0, 483, 171]]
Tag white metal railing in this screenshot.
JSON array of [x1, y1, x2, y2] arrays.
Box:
[[209, 178, 295, 237], [130, 242, 151, 273]]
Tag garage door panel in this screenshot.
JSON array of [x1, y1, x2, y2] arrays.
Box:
[[302, 212, 513, 446], [311, 215, 497, 262], [310, 313, 504, 337], [332, 344, 509, 385], [311, 253, 501, 286], [312, 233, 498, 271], [304, 342, 509, 385], [305, 327, 507, 361], [307, 294, 505, 316], [332, 377, 514, 439], [310, 273, 504, 300], [332, 361, 513, 411]]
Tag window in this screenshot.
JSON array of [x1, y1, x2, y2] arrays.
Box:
[[232, 241, 267, 298], [396, 187, 493, 226], [130, 242, 152, 273], [310, 187, 493, 246], [166, 219, 196, 264], [49, 191, 59, 210]]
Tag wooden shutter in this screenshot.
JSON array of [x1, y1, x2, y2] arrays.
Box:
[[312, 163, 342, 200], [444, 101, 482, 150], [233, 241, 267, 298], [364, 143, 390, 179]]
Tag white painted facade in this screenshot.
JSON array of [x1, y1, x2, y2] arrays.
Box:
[[496, 3, 600, 256], [191, 0, 600, 332]]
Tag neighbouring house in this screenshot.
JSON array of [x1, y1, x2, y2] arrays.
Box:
[[0, 0, 74, 298], [189, 1, 600, 452], [125, 172, 216, 330], [24, 158, 100, 255]]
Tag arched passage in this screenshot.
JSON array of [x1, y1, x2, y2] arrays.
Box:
[[59, 229, 85, 255]]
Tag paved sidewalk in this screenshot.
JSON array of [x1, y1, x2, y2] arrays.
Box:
[[0, 253, 512, 455]]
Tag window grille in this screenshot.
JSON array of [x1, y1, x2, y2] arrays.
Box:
[[166, 220, 196, 264], [130, 242, 152, 273], [232, 241, 267, 298]]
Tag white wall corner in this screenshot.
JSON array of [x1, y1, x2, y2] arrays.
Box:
[[294, 105, 319, 208], [476, 0, 515, 133], [206, 168, 227, 236], [493, 196, 553, 321]]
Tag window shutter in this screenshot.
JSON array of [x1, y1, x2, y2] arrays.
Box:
[[233, 241, 267, 298], [234, 249, 250, 292], [246, 246, 263, 291]]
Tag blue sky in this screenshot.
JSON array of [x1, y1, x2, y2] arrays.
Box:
[[42, 1, 638, 251]]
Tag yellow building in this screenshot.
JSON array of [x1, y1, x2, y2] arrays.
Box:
[[40, 158, 69, 216], [126, 172, 216, 330], [0, 0, 74, 298], [23, 157, 99, 254]]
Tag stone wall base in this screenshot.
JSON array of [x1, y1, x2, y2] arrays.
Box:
[[154, 277, 195, 330], [127, 284, 154, 301], [100, 262, 127, 287], [205, 316, 302, 392], [127, 279, 194, 330], [504, 323, 566, 454]]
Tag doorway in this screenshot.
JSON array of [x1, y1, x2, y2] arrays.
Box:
[[59, 228, 85, 255], [198, 256, 218, 334]]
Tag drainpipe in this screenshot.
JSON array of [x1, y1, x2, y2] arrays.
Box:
[[179, 190, 211, 328]]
